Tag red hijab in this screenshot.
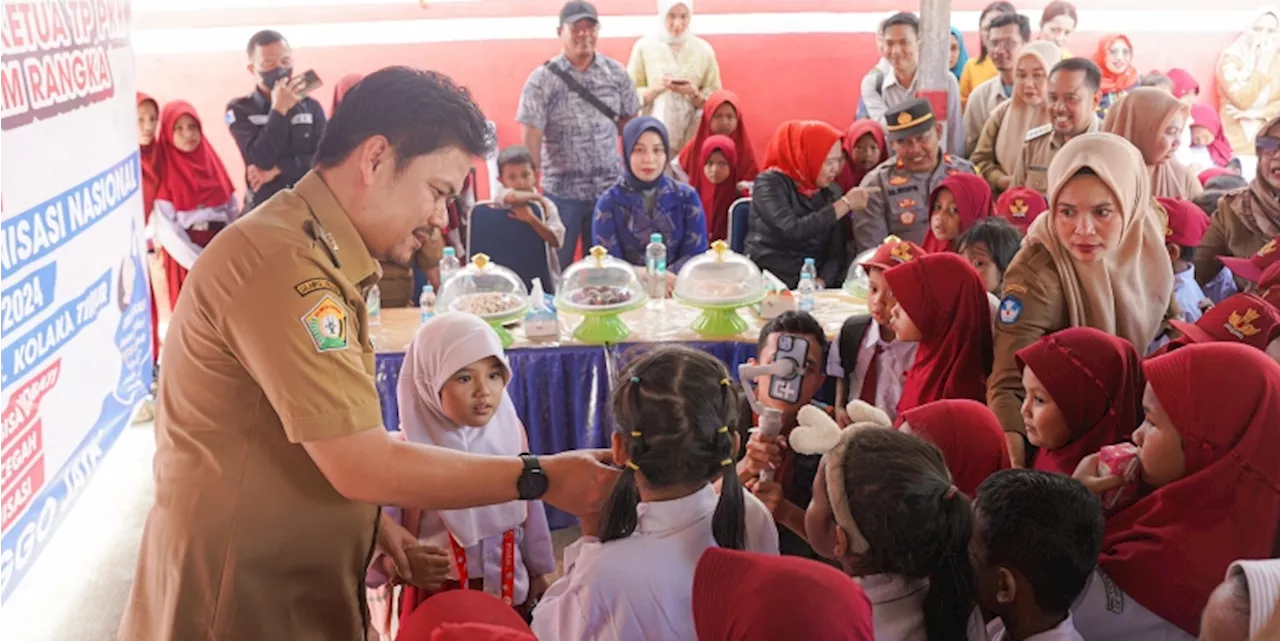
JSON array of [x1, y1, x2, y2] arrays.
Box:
[[156, 101, 235, 213], [834, 120, 887, 193], [138, 92, 162, 219], [897, 399, 1011, 498], [884, 252, 994, 414], [1101, 343, 1280, 635], [1166, 68, 1200, 100], [1190, 103, 1233, 167], [1015, 327, 1144, 477], [762, 120, 843, 197], [922, 173, 994, 253], [689, 135, 741, 243], [1094, 34, 1139, 96], [331, 73, 363, 114], [677, 90, 759, 183]]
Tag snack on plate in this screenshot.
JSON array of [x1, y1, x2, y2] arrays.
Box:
[[569, 285, 634, 307], [1097, 443, 1140, 513], [453, 292, 523, 317]]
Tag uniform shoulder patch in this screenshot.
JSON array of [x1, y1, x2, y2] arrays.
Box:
[[295, 277, 340, 297], [1025, 123, 1053, 142], [301, 295, 349, 352], [998, 294, 1024, 324]]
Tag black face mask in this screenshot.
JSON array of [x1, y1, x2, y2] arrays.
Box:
[[259, 66, 292, 89]]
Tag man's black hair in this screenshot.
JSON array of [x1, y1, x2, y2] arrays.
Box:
[[757, 311, 829, 357], [988, 12, 1032, 44], [880, 12, 920, 36], [246, 30, 286, 58], [315, 66, 494, 170], [975, 470, 1104, 614], [1050, 58, 1103, 93], [497, 145, 537, 173]]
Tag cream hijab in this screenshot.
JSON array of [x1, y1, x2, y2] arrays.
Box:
[[1102, 87, 1203, 199], [995, 41, 1061, 173], [396, 312, 527, 548], [657, 0, 692, 44], [1024, 132, 1174, 351]]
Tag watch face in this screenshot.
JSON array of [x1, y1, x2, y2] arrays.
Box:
[[519, 456, 549, 500]]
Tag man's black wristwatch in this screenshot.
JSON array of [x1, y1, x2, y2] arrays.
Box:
[[517, 453, 549, 500]]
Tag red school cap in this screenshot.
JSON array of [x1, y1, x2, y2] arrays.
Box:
[[1168, 293, 1280, 351], [1219, 237, 1280, 284], [396, 591, 534, 641], [1156, 197, 1211, 248], [858, 235, 928, 272], [994, 187, 1048, 233]]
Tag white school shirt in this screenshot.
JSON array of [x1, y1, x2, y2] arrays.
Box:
[[1070, 570, 1195, 641], [1173, 266, 1209, 324], [858, 574, 989, 641], [825, 321, 917, 421], [531, 484, 780, 641], [987, 614, 1084, 641]]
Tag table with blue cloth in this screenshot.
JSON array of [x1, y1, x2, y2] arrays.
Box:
[[371, 292, 867, 529]]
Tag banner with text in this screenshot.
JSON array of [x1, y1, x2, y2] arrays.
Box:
[[0, 0, 147, 603]]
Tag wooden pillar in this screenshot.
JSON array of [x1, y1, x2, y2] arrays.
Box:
[[917, 0, 953, 130]]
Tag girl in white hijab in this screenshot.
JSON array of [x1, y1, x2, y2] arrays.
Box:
[[376, 313, 556, 619], [1200, 559, 1280, 641], [627, 0, 724, 154]]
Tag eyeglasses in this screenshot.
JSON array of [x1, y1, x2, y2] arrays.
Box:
[[1257, 135, 1280, 154]]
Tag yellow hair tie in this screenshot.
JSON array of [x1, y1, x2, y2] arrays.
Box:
[[720, 378, 732, 386], [631, 431, 643, 437], [720, 459, 733, 467], [717, 426, 729, 434], [626, 460, 641, 471]]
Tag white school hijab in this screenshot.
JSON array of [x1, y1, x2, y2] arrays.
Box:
[[396, 312, 527, 548]]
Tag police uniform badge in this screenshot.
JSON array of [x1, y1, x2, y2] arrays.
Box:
[[302, 295, 350, 352], [899, 211, 916, 226]]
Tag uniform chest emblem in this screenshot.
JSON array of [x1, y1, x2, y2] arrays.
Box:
[[898, 211, 916, 226], [301, 295, 350, 352], [897, 198, 918, 209], [999, 295, 1023, 324], [889, 175, 909, 186]]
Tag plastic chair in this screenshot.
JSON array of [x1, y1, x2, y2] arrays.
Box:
[[728, 197, 752, 254], [466, 201, 556, 292]]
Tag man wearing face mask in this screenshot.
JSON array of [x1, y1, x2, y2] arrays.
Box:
[[226, 29, 327, 212]]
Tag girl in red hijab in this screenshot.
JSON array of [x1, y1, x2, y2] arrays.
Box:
[[897, 399, 1011, 497], [884, 252, 994, 414], [1189, 103, 1234, 168], [834, 120, 887, 193], [1093, 34, 1139, 118], [1072, 343, 1280, 637], [688, 135, 742, 242], [922, 173, 994, 253], [674, 90, 759, 186], [137, 93, 162, 220], [1015, 327, 1144, 477], [152, 100, 237, 308]]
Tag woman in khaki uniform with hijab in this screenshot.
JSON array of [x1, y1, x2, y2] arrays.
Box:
[[988, 132, 1175, 466], [1196, 115, 1280, 290], [1102, 87, 1204, 200], [971, 41, 1061, 194]]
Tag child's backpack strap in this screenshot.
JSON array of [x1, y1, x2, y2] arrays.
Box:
[[838, 314, 874, 386]]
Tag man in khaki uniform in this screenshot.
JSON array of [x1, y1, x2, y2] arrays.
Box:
[[1012, 57, 1103, 195], [854, 98, 975, 255], [120, 67, 617, 641]]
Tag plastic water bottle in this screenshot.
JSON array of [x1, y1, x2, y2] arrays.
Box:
[[797, 258, 816, 313], [645, 233, 667, 301], [367, 283, 382, 326], [419, 285, 436, 324], [440, 247, 461, 288]]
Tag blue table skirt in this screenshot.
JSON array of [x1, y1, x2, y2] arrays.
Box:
[[376, 342, 759, 529]]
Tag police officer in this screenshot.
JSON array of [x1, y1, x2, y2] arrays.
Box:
[[120, 68, 618, 641], [1011, 57, 1103, 195], [226, 30, 327, 212], [852, 98, 975, 254]]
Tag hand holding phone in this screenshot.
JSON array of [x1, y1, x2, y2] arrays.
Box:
[[291, 69, 324, 97]]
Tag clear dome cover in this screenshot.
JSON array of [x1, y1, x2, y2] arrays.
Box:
[[842, 247, 878, 299], [674, 240, 766, 307], [556, 246, 648, 312], [437, 253, 529, 320]]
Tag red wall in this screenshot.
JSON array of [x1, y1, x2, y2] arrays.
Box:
[[134, 0, 1248, 198]]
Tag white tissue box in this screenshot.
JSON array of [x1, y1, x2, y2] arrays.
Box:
[[524, 309, 559, 340]]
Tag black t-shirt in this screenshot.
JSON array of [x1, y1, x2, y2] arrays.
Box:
[[225, 89, 327, 212]]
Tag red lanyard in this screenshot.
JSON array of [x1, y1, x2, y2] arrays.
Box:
[[448, 529, 517, 605]]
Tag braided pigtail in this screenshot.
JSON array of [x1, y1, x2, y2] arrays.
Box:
[[599, 374, 645, 542]]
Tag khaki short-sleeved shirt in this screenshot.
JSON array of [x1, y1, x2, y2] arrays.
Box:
[[120, 171, 384, 641], [1012, 118, 1101, 196]]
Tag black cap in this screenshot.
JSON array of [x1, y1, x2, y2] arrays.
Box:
[[884, 98, 935, 141], [560, 1, 599, 25]]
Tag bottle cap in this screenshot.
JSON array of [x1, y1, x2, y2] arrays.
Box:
[[650, 233, 663, 243], [804, 257, 815, 265], [443, 247, 456, 257]]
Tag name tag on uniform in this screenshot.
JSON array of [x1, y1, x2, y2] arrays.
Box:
[[248, 114, 269, 125], [291, 113, 313, 125]]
